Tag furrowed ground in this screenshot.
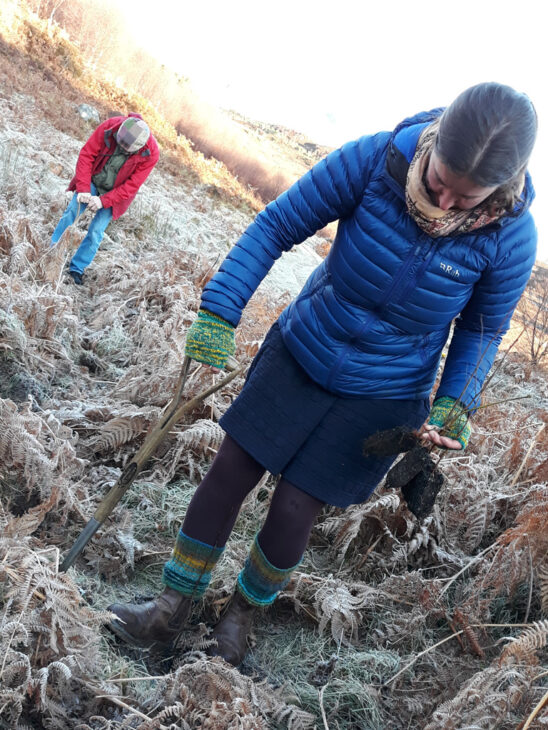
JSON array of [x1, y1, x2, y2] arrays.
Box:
[[1, 4, 547, 729]]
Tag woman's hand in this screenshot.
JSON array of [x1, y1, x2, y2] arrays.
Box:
[[419, 424, 462, 450], [422, 396, 471, 450]]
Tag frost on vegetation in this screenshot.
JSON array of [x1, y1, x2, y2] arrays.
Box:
[[0, 141, 25, 204], [94, 322, 134, 365], [0, 541, 117, 727], [0, 45, 546, 729]]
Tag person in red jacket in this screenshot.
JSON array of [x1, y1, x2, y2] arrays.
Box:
[[51, 113, 159, 284]]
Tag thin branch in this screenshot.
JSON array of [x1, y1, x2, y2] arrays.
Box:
[[384, 622, 535, 686], [438, 544, 496, 598], [104, 675, 168, 683], [472, 394, 532, 412], [509, 423, 545, 487], [54, 251, 70, 293], [524, 538, 533, 625], [318, 685, 330, 730], [522, 687, 548, 730], [95, 695, 169, 729]]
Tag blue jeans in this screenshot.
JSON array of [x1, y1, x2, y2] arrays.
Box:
[[51, 183, 113, 274]]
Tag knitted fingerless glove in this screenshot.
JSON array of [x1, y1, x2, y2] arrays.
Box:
[[428, 396, 471, 450], [185, 309, 236, 368]]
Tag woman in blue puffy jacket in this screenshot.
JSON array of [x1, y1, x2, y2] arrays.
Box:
[[109, 82, 538, 664]]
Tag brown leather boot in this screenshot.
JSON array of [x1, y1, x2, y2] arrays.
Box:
[[209, 590, 258, 666], [107, 588, 193, 649]]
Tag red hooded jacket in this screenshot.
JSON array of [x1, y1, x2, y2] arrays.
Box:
[[68, 113, 160, 220]]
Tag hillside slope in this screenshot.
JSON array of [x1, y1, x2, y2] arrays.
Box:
[[0, 6, 547, 730]]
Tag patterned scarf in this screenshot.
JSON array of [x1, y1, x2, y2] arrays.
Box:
[[405, 121, 507, 237]]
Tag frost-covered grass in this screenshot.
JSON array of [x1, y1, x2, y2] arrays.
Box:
[[0, 9, 547, 729]]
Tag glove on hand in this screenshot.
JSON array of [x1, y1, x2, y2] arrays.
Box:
[[87, 195, 103, 212], [185, 309, 236, 369], [427, 396, 471, 450], [77, 192, 91, 204]]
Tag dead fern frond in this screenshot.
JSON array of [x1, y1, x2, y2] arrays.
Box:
[[452, 608, 485, 658], [424, 663, 536, 730], [90, 415, 150, 454], [148, 418, 224, 484], [153, 655, 316, 729], [317, 492, 402, 561], [312, 577, 376, 643], [36, 234, 71, 285], [538, 558, 548, 615], [4, 486, 59, 538], [456, 486, 548, 620], [0, 399, 54, 492], [500, 619, 548, 665]]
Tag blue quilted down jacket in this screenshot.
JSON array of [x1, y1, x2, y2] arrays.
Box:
[[201, 110, 537, 409]]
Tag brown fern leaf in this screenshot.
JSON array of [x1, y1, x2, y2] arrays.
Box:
[[458, 497, 489, 552], [15, 294, 70, 339], [461, 488, 548, 618], [90, 415, 150, 454], [317, 494, 401, 560], [82, 406, 117, 423], [0, 400, 53, 492], [177, 419, 225, 455], [538, 558, 548, 615], [156, 656, 315, 728], [4, 486, 60, 538], [0, 537, 115, 727], [35, 236, 72, 285], [148, 419, 225, 484], [313, 577, 375, 643], [503, 415, 530, 471], [424, 663, 536, 729], [453, 608, 485, 658], [530, 459, 548, 483], [8, 238, 35, 275], [500, 619, 548, 665], [136, 701, 191, 729], [497, 492, 548, 562]]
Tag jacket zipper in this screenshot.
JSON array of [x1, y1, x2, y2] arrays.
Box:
[[325, 241, 426, 391]]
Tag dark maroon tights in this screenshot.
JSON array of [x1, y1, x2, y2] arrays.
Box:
[[182, 435, 324, 569]]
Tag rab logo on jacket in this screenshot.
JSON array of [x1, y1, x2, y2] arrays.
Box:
[[440, 262, 460, 278]]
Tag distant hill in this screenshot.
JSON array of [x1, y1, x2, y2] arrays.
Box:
[[227, 109, 333, 175], [1, 0, 336, 218]]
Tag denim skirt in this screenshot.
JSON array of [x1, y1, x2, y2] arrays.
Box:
[[220, 322, 430, 507]]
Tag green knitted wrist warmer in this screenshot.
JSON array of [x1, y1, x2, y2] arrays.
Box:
[[185, 309, 236, 369], [428, 396, 471, 450]]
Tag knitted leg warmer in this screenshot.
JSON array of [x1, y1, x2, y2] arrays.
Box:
[[163, 529, 224, 598], [237, 534, 300, 607]]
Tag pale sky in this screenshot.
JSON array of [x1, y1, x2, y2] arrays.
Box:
[[114, 0, 547, 262]]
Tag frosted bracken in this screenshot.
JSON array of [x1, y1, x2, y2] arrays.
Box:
[[0, 12, 547, 727]]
